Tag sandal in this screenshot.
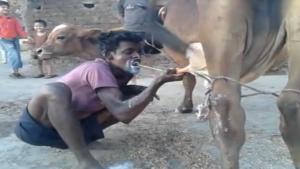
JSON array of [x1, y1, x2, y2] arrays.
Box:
[[33, 74, 45, 78], [44, 74, 58, 79], [9, 73, 24, 79]]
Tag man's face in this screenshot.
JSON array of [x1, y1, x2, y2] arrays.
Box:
[[0, 5, 9, 16], [109, 41, 142, 74]]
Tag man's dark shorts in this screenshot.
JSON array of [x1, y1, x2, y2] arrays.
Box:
[[14, 108, 104, 149]]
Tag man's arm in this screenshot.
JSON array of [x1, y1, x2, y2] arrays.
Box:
[[113, 0, 125, 20], [119, 85, 147, 98], [97, 70, 183, 124], [22, 36, 34, 45], [97, 78, 161, 124], [14, 19, 28, 38]]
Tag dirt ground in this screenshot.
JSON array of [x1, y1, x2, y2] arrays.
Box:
[[0, 53, 294, 169]]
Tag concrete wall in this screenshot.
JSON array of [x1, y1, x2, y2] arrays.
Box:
[[8, 0, 169, 32], [9, 0, 121, 31], [9, 0, 169, 30]]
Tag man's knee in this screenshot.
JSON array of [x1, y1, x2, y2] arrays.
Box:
[[27, 83, 73, 121], [40, 83, 72, 103]]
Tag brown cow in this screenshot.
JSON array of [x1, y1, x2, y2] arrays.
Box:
[[142, 0, 300, 169]]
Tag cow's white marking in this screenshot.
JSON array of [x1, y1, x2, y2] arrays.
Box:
[[51, 24, 68, 33]]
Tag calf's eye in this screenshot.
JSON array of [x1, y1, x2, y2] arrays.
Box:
[[57, 36, 66, 40]]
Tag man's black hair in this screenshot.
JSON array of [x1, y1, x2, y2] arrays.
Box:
[[98, 30, 143, 58], [34, 19, 47, 27], [0, 1, 9, 7]]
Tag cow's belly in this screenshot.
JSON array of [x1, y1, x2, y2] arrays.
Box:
[[239, 2, 286, 83], [240, 33, 285, 83]]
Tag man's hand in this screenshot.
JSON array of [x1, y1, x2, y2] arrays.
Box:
[[158, 68, 185, 84]]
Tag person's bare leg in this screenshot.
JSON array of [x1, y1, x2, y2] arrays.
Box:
[[38, 59, 44, 75], [43, 60, 56, 78], [28, 83, 104, 169]]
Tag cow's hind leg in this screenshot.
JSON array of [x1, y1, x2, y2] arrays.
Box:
[[278, 89, 300, 168], [176, 73, 196, 113], [209, 81, 245, 169], [277, 20, 300, 168], [163, 47, 195, 113]]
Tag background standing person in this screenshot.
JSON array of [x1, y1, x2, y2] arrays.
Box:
[[0, 0, 27, 78], [25, 19, 56, 78], [114, 0, 163, 55], [115, 0, 149, 33]]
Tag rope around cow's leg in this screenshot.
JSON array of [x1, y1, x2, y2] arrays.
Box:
[[281, 89, 300, 95], [194, 73, 280, 122]]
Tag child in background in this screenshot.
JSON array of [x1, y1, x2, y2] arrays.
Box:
[[0, 1, 27, 78], [26, 19, 56, 78]]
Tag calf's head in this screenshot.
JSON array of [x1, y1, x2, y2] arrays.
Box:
[[37, 24, 102, 60]]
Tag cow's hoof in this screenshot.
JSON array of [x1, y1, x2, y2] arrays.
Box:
[[175, 105, 194, 114]]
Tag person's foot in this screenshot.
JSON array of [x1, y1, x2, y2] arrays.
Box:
[[33, 74, 45, 78], [44, 74, 58, 79], [9, 73, 24, 79]]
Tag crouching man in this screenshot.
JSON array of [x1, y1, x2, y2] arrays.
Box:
[[14, 30, 184, 169]]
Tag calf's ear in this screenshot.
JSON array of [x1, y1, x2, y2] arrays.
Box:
[[79, 29, 102, 44]]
